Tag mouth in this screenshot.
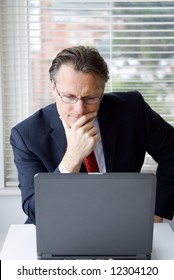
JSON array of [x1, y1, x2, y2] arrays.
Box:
[[66, 116, 81, 126], [71, 115, 82, 120]]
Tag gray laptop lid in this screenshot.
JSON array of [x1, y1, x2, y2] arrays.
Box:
[[34, 173, 156, 260]]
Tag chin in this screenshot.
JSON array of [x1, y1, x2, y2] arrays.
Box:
[[65, 119, 75, 128]]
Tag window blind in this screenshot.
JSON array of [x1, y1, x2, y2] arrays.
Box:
[[0, 0, 174, 187]]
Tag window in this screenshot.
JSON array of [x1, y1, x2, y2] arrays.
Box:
[[0, 0, 174, 187]]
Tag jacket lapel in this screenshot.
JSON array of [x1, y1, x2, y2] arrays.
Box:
[[49, 104, 67, 158], [98, 97, 118, 172]]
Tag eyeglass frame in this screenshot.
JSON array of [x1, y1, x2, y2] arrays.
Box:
[[54, 83, 103, 104]]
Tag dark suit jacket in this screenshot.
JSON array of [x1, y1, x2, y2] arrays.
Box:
[[10, 91, 174, 224]]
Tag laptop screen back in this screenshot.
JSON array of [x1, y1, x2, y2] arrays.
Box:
[[34, 173, 156, 259]]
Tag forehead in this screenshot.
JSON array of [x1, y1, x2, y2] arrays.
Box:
[[55, 64, 103, 89]]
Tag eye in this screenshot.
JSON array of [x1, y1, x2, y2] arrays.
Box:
[[83, 96, 100, 104], [65, 95, 77, 100], [85, 96, 96, 100]]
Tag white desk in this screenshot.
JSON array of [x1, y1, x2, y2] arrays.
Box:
[[0, 223, 174, 260]]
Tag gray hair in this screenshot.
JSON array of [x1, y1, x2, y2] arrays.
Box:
[[49, 46, 109, 87]]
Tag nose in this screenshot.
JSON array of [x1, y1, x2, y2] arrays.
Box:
[[74, 99, 86, 115]]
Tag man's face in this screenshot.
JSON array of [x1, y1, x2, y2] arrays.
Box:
[[52, 64, 103, 127]]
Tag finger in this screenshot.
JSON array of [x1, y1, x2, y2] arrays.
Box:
[[85, 133, 100, 154], [84, 125, 98, 137], [90, 126, 99, 137], [80, 120, 95, 134], [73, 112, 97, 129]]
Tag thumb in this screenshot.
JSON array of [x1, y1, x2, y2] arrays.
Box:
[[59, 116, 70, 134]]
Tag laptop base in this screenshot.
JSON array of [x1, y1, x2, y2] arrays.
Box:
[[37, 254, 151, 260]]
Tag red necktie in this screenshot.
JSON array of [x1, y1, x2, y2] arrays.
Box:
[[83, 151, 99, 172]]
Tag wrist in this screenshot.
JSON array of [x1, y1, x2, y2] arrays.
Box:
[[62, 152, 82, 173]]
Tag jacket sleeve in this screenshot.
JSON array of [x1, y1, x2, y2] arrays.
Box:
[[10, 127, 48, 224], [142, 97, 174, 220]]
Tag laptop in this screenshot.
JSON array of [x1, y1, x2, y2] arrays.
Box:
[[34, 173, 156, 260]]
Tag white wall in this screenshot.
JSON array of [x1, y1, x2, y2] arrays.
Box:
[[0, 194, 27, 251], [167, 219, 174, 231]]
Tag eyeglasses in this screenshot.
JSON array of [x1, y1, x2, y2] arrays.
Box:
[[54, 83, 103, 104]]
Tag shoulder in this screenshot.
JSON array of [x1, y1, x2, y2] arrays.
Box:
[[102, 91, 144, 104], [11, 103, 59, 140], [100, 91, 145, 113]]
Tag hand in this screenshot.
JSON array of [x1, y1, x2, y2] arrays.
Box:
[[60, 112, 100, 172], [154, 215, 163, 223]]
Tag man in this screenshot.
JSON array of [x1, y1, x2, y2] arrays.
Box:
[[10, 46, 174, 224]]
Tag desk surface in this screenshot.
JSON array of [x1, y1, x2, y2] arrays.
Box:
[[0, 223, 174, 260]]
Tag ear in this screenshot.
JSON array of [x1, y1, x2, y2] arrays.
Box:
[[52, 82, 56, 98]]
